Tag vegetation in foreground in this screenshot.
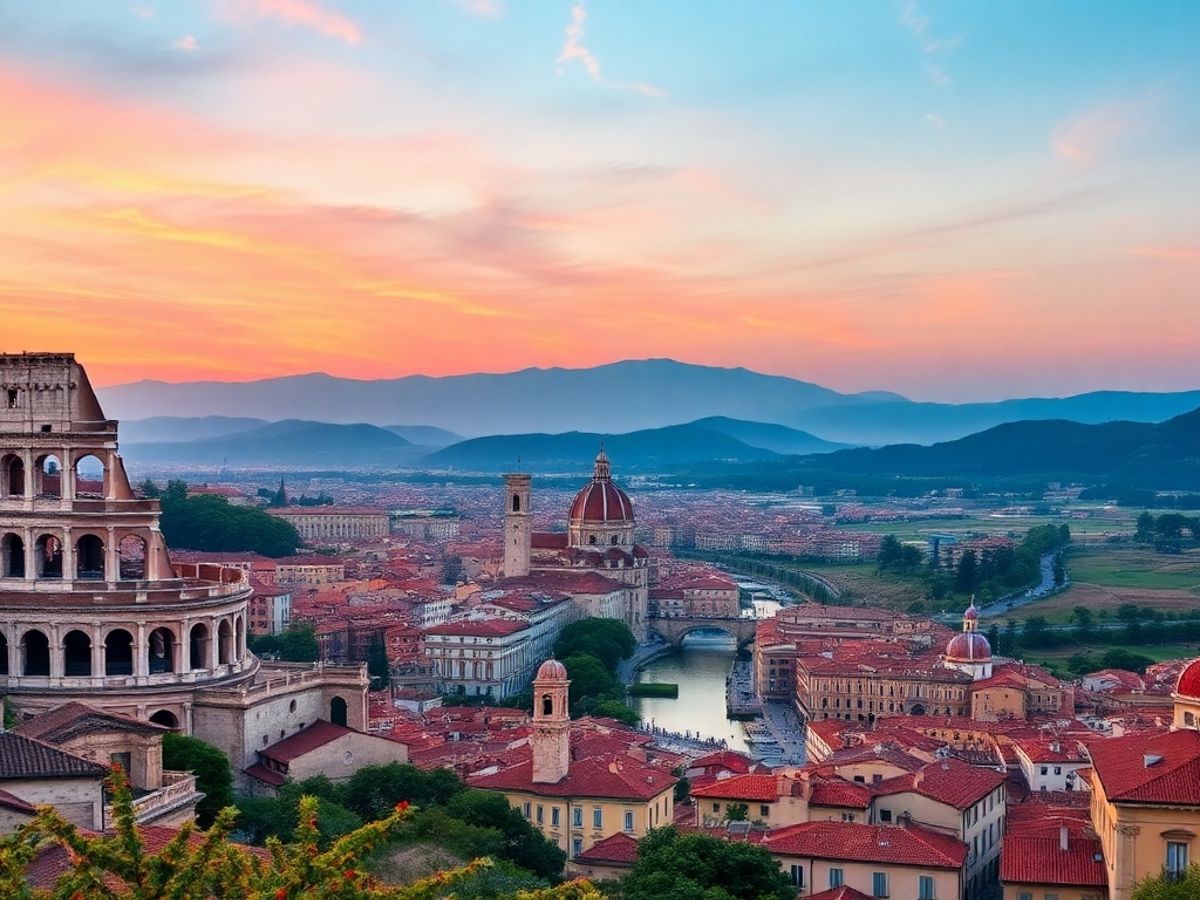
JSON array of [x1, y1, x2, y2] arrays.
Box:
[[142, 480, 301, 558]]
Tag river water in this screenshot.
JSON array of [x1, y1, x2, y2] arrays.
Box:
[[631, 595, 785, 752]]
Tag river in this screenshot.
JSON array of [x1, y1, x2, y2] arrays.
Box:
[[631, 594, 785, 752]]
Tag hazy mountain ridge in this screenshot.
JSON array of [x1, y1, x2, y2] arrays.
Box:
[[99, 359, 1200, 447]]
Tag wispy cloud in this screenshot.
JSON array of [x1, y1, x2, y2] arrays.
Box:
[[451, 0, 503, 18], [1052, 94, 1154, 164], [556, 2, 666, 99], [172, 34, 198, 52], [225, 0, 362, 45], [899, 0, 962, 87]]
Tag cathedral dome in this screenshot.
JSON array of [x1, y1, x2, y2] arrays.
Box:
[[946, 632, 992, 662], [536, 658, 568, 680], [1176, 658, 1200, 699], [568, 447, 633, 524]]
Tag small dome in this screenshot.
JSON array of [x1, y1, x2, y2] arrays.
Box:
[[946, 632, 992, 662], [568, 480, 633, 524], [964, 602, 979, 621], [1177, 658, 1200, 699], [536, 658, 568, 680]]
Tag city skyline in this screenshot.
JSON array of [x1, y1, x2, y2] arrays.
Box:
[[2, 1, 1198, 400]]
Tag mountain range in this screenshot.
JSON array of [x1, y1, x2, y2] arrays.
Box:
[[98, 359, 1200, 447]]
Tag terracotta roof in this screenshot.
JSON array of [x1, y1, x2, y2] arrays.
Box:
[[0, 732, 108, 780], [573, 831, 638, 867], [13, 702, 166, 745], [470, 754, 676, 801], [946, 632, 992, 662], [1176, 657, 1200, 699], [531, 532, 569, 550], [0, 788, 36, 814], [1088, 728, 1200, 805], [423, 619, 529, 638], [260, 720, 354, 764], [806, 888, 873, 900], [688, 750, 757, 775], [1000, 834, 1106, 887], [569, 479, 633, 524], [690, 773, 779, 802], [872, 759, 1006, 810], [808, 778, 872, 809], [244, 763, 287, 787], [762, 821, 967, 869]]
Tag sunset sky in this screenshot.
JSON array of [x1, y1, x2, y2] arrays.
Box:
[[2, 1, 1198, 400]]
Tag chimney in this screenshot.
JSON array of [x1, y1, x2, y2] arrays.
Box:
[[1059, 825, 1069, 852]]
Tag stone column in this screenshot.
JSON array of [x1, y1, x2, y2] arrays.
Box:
[[1115, 823, 1140, 899], [172, 629, 184, 674], [60, 528, 74, 583], [48, 624, 63, 679], [135, 622, 148, 679], [22, 526, 34, 581], [21, 449, 33, 500], [210, 619, 220, 671], [61, 448, 74, 502], [104, 451, 116, 501], [105, 527, 118, 582], [90, 624, 103, 683]]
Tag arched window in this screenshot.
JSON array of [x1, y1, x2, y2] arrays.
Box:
[[149, 710, 179, 729], [34, 455, 62, 499], [75, 534, 105, 580], [147, 627, 175, 674], [512, 494, 521, 512], [73, 454, 106, 498], [0, 454, 24, 498], [35, 534, 62, 578], [217, 620, 232, 665], [63, 630, 92, 677], [189, 623, 209, 670], [118, 535, 147, 581], [542, 694, 553, 716], [0, 631, 8, 674], [330, 696, 348, 727], [0, 534, 24, 578], [21, 630, 50, 676], [588, 535, 597, 545], [611, 535, 618, 545], [105, 629, 134, 676]]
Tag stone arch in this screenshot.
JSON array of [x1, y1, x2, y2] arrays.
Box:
[[105, 628, 134, 676], [1, 453, 24, 498], [189, 623, 209, 670], [541, 693, 553, 716], [217, 619, 233, 665], [75, 533, 105, 580], [0, 630, 7, 675], [34, 534, 62, 579], [512, 493, 521, 512], [72, 452, 106, 498], [62, 629, 92, 676], [330, 695, 348, 727], [1, 533, 24, 578], [118, 534, 147, 581], [21, 629, 50, 676], [149, 709, 179, 729], [147, 626, 175, 674], [234, 616, 245, 661], [910, 703, 926, 716], [34, 454, 62, 499]]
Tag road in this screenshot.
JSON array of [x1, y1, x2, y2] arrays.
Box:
[[976, 553, 1065, 619]]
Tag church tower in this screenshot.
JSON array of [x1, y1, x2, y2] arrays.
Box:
[[502, 472, 531, 578], [530, 659, 571, 784]]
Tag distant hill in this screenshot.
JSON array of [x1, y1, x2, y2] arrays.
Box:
[[124, 420, 419, 467], [804, 406, 1200, 488], [120, 416, 268, 443], [97, 359, 1200, 446], [384, 424, 463, 448], [422, 424, 779, 472], [687, 416, 848, 455]]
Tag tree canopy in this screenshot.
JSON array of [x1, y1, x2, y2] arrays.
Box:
[[151, 480, 301, 557], [1134, 865, 1200, 899], [553, 619, 635, 672], [162, 732, 234, 829], [618, 826, 793, 900]]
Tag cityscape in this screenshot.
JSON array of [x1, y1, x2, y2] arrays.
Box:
[[2, 3, 1200, 900]]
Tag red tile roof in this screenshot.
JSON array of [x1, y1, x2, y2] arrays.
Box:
[[689, 773, 780, 802], [1000, 834, 1106, 887], [1088, 728, 1200, 805], [423, 618, 529, 637], [470, 754, 676, 801], [762, 821, 967, 869], [688, 750, 757, 775], [871, 759, 1006, 811], [573, 831, 638, 867], [808, 778, 872, 810], [807, 889, 873, 900], [260, 720, 354, 764]]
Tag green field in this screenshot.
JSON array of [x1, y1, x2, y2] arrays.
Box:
[[1067, 548, 1200, 593], [1021, 642, 1200, 675]]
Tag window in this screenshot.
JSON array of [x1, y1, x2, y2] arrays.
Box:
[[1044, 894, 1059, 900], [5, 389, 17, 409], [713, 802, 721, 812], [918, 875, 935, 899], [760, 805, 770, 818], [879, 809, 892, 823], [872, 872, 888, 897], [572, 807, 583, 827], [624, 811, 634, 832], [1054, 766, 1062, 775], [829, 868, 844, 888], [522, 802, 531, 819], [592, 807, 602, 828], [1167, 841, 1189, 879], [536, 805, 544, 825], [572, 838, 582, 857], [1040, 766, 1048, 776], [1017, 893, 1032, 900], [552, 808, 560, 827], [789, 865, 805, 887]]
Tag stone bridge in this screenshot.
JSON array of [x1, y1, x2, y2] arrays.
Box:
[[648, 615, 760, 649]]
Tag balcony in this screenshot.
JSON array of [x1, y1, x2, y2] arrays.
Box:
[[106, 771, 203, 825]]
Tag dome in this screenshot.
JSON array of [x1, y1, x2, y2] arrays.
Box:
[[1176, 658, 1200, 699], [536, 658, 568, 680], [946, 632, 992, 662], [964, 602, 979, 621]]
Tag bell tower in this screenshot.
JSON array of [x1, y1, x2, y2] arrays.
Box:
[[502, 472, 531, 578], [531, 659, 571, 784]]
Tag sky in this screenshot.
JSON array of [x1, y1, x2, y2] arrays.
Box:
[[1, 1, 1198, 401]]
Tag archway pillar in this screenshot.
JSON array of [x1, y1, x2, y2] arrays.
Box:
[[134, 623, 148, 679], [48, 625, 63, 679], [22, 527, 34, 582], [20, 449, 34, 500], [90, 624, 103, 683], [59, 528, 74, 584], [104, 526, 119, 582]]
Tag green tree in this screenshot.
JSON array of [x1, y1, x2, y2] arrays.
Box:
[[725, 803, 749, 822], [553, 619, 636, 673], [1052, 552, 1066, 586], [280, 621, 320, 662], [1020, 616, 1056, 650], [1135, 511, 1157, 541], [592, 699, 641, 726], [367, 631, 390, 689], [1133, 864, 1200, 898], [619, 826, 793, 900], [877, 535, 903, 570], [442, 554, 464, 585], [162, 732, 234, 828], [444, 790, 566, 880], [158, 486, 300, 557], [955, 550, 979, 593], [340, 762, 465, 822], [561, 653, 622, 716]]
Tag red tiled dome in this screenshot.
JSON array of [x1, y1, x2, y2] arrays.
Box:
[[964, 602, 979, 621], [536, 658, 568, 680], [568, 479, 633, 524], [1177, 658, 1200, 699], [946, 632, 992, 662]]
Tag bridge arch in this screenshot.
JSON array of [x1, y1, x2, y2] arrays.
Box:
[[648, 617, 758, 649]]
